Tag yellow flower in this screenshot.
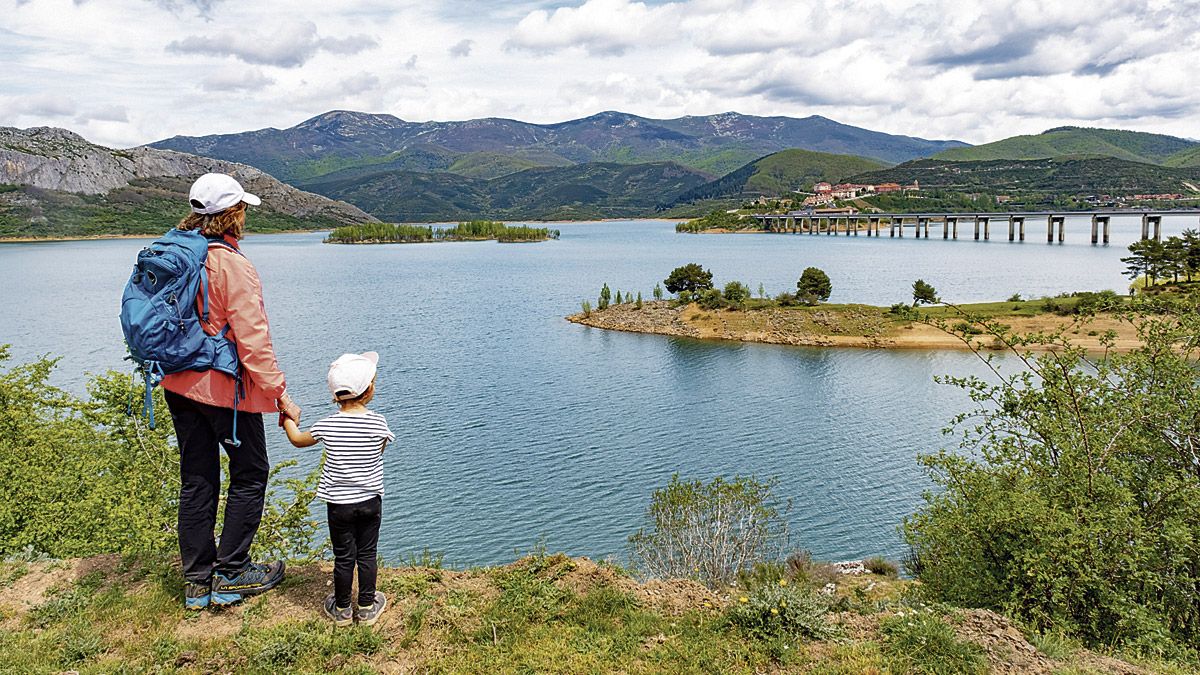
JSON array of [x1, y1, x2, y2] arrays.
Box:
[[779, 579, 788, 587], [780, 600, 787, 607], [739, 596, 748, 603], [770, 608, 779, 615]]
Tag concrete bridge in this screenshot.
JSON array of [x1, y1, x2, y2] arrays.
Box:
[[750, 209, 1200, 244]]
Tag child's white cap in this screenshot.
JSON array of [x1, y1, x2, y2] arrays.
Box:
[[327, 352, 378, 401]]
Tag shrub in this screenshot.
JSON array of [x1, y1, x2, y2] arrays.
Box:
[[863, 556, 899, 578], [1007, 293, 1023, 302], [629, 475, 789, 589], [775, 292, 799, 307], [697, 288, 726, 310], [0, 348, 323, 561], [653, 283, 664, 301], [726, 581, 839, 642], [598, 283, 611, 310], [723, 281, 751, 307], [904, 310, 1200, 655], [880, 609, 986, 674], [581, 299, 592, 317]]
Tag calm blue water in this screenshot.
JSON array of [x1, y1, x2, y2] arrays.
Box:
[[1, 216, 1192, 565]]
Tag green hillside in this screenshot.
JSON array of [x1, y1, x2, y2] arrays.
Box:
[[670, 148, 886, 205], [848, 156, 1200, 197], [305, 161, 712, 222], [1164, 144, 1200, 168], [935, 127, 1198, 165], [447, 150, 573, 179]]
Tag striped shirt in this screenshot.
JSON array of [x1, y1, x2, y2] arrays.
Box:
[[310, 410, 394, 504]]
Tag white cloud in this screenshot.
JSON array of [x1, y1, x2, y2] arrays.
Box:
[[506, 0, 676, 56], [200, 67, 275, 92], [166, 20, 377, 68], [0, 0, 1198, 149]]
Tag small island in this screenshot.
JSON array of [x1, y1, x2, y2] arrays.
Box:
[[325, 220, 560, 244], [565, 262, 1197, 353]]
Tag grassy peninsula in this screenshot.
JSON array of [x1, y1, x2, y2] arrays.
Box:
[[570, 291, 1151, 352], [325, 220, 559, 244]]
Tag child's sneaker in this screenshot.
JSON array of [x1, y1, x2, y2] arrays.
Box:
[[184, 581, 211, 610], [323, 594, 353, 627], [355, 591, 387, 626], [212, 560, 285, 604]]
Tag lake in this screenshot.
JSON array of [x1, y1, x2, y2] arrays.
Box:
[[0, 215, 1191, 566]]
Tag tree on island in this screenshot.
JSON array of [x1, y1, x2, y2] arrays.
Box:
[[912, 279, 939, 306], [797, 267, 832, 304], [664, 263, 714, 295], [599, 283, 612, 309], [1122, 240, 1166, 289]]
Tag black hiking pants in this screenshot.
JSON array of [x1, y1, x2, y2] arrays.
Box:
[[327, 496, 382, 608], [165, 390, 269, 584]]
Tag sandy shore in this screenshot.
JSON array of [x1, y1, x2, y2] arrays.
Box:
[[567, 301, 1145, 353]]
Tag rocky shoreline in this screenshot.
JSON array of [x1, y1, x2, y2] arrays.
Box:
[[567, 301, 1145, 352]]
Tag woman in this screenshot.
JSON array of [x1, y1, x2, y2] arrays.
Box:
[[161, 172, 302, 610]]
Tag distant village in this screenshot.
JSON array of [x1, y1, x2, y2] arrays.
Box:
[[801, 181, 921, 207]]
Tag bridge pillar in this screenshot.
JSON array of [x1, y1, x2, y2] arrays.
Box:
[[1008, 216, 1015, 242], [942, 217, 948, 239], [1141, 214, 1150, 240], [1057, 216, 1065, 243], [1091, 215, 1099, 244], [984, 217, 990, 240], [1019, 217, 1025, 241], [922, 217, 929, 238], [1047, 215, 1055, 243], [952, 217, 959, 239], [974, 217, 980, 240], [1103, 217, 1110, 244], [853, 217, 858, 235], [1152, 215, 1162, 241]]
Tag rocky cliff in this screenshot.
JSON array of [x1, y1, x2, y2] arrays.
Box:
[[0, 126, 377, 229]]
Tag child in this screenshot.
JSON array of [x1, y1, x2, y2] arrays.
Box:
[[283, 351, 394, 626]]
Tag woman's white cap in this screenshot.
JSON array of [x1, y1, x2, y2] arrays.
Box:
[[328, 351, 379, 400], [188, 173, 261, 214]]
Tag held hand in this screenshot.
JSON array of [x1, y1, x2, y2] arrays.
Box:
[[277, 394, 302, 425]]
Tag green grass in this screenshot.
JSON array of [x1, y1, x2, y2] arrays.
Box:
[[1, 553, 1185, 674]]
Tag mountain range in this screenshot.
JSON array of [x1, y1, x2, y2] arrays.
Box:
[[149, 110, 966, 182], [5, 113, 1200, 237]]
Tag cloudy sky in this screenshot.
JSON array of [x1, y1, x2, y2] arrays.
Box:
[[2, 0, 1197, 148]]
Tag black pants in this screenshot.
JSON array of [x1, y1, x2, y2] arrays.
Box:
[[327, 496, 382, 608], [165, 390, 269, 584]]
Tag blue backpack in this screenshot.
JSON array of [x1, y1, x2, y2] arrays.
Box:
[[119, 228, 244, 445]]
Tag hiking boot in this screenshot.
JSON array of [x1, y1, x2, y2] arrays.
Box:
[[184, 581, 211, 610], [355, 591, 388, 626], [211, 560, 285, 604], [323, 594, 353, 627]]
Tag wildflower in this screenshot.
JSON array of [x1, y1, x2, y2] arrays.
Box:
[[739, 596, 748, 603], [771, 608, 779, 615], [780, 599, 786, 607], [779, 579, 788, 587]]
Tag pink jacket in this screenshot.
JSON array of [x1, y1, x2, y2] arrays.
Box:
[[162, 234, 286, 413]]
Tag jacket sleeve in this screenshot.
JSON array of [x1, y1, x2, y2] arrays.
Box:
[[219, 252, 287, 399]]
